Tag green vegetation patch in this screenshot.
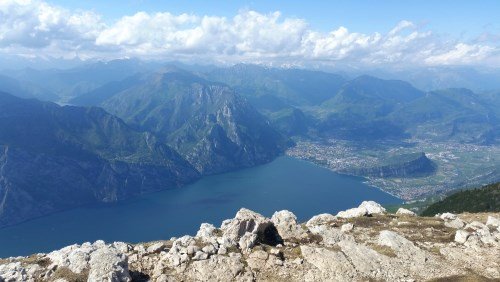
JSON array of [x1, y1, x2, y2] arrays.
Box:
[[421, 182, 500, 216]]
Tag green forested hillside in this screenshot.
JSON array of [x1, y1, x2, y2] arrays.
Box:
[[421, 182, 500, 216]]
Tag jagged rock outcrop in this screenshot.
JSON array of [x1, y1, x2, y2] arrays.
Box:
[[1, 204, 499, 281], [336, 200, 386, 218]]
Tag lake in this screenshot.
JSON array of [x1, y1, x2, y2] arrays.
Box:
[[0, 156, 401, 257]]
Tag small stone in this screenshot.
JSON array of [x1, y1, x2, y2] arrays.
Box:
[[186, 245, 199, 255], [306, 214, 337, 227], [396, 208, 416, 216], [147, 242, 166, 254], [486, 216, 500, 228], [202, 244, 217, 255], [439, 213, 457, 221], [270, 248, 282, 256], [238, 233, 258, 251], [455, 230, 470, 244], [192, 251, 209, 261], [218, 246, 227, 255], [445, 218, 465, 229], [337, 201, 386, 218], [274, 259, 284, 266], [341, 223, 354, 232]]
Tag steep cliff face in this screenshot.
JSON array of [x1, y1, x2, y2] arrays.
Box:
[[347, 152, 437, 178], [0, 93, 199, 227], [1, 202, 499, 281], [99, 69, 288, 175]]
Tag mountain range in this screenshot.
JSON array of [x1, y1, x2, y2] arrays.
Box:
[[0, 60, 498, 227]]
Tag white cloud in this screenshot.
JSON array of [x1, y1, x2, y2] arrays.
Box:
[[425, 43, 496, 65], [0, 0, 498, 67]]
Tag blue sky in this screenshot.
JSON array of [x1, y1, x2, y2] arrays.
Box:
[[48, 0, 499, 38], [1, 0, 499, 67]]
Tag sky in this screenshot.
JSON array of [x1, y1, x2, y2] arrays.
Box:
[[1, 0, 499, 68]]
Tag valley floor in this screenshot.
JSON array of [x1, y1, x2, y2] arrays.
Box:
[[287, 139, 500, 200]]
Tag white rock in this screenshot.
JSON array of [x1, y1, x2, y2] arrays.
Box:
[[147, 242, 166, 254], [217, 246, 227, 255], [192, 251, 209, 261], [337, 201, 386, 218], [359, 201, 387, 214], [306, 213, 336, 227], [396, 208, 416, 216], [112, 242, 131, 253], [455, 230, 470, 244], [239, 232, 258, 251], [220, 208, 278, 246], [445, 218, 465, 229], [439, 213, 457, 221], [186, 245, 200, 256], [196, 223, 217, 242], [341, 223, 354, 232], [486, 216, 500, 228], [337, 207, 367, 218], [0, 262, 27, 281], [202, 244, 217, 255], [271, 210, 303, 239], [88, 246, 131, 282]]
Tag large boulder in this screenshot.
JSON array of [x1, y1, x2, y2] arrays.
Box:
[[88, 246, 131, 282], [486, 216, 500, 228], [396, 208, 416, 216], [337, 201, 386, 218], [445, 218, 465, 229], [196, 223, 218, 243], [220, 208, 282, 248], [271, 210, 304, 239], [306, 213, 336, 227], [455, 230, 470, 244]]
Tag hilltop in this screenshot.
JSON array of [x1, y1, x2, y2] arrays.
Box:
[[1, 201, 498, 281], [422, 182, 500, 216]]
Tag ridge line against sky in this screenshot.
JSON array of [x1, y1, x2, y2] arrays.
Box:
[[0, 0, 499, 68]]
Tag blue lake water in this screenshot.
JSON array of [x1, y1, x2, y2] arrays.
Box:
[[0, 156, 401, 257]]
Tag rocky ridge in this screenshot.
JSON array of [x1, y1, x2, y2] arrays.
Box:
[[1, 201, 499, 281]]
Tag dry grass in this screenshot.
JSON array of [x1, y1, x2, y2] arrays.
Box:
[[50, 266, 89, 282], [392, 216, 455, 244], [429, 274, 499, 282], [344, 214, 393, 228], [22, 255, 51, 268], [367, 244, 397, 258], [282, 246, 302, 260], [288, 232, 323, 245], [458, 212, 500, 224]]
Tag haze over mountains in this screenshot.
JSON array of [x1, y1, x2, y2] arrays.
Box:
[[0, 59, 499, 227]]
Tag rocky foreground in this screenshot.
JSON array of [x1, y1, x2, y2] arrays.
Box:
[[1, 202, 499, 282]]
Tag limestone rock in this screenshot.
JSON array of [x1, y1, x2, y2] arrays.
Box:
[[221, 208, 281, 247], [396, 208, 416, 216], [88, 247, 131, 282], [196, 223, 218, 242], [445, 218, 465, 229], [239, 233, 258, 251], [271, 210, 304, 239], [306, 213, 336, 227], [439, 213, 457, 221], [455, 230, 470, 244], [309, 225, 353, 245], [341, 223, 354, 232], [146, 242, 167, 254], [337, 201, 386, 218], [486, 216, 500, 228]]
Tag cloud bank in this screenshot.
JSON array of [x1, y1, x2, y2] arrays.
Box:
[[1, 0, 498, 67]]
